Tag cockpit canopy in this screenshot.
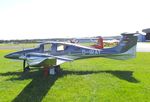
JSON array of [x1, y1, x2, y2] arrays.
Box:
[[38, 42, 68, 55], [37, 42, 83, 55]]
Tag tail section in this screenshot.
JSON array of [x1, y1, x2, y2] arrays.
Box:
[[104, 33, 138, 60], [115, 33, 138, 53]]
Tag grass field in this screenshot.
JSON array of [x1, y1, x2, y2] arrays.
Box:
[[0, 46, 150, 102], [0, 43, 37, 50]]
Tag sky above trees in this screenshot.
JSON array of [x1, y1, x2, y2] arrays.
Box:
[[0, 0, 150, 39]]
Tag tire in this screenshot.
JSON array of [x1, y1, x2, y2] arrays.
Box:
[[24, 66, 30, 72], [54, 65, 61, 74]]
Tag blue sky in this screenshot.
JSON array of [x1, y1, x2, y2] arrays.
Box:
[[0, 0, 150, 40]]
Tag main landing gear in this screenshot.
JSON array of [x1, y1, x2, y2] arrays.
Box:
[[22, 60, 61, 76], [23, 60, 30, 72], [54, 65, 61, 74], [44, 65, 62, 76]]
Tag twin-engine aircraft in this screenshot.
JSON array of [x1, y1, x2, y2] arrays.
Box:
[[5, 33, 137, 74]]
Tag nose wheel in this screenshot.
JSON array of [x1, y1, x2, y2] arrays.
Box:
[[23, 60, 30, 72], [24, 66, 30, 72]]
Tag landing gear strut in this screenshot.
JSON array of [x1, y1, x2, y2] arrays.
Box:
[[23, 60, 30, 72]]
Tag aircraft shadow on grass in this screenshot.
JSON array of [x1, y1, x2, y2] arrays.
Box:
[[0, 69, 139, 102]]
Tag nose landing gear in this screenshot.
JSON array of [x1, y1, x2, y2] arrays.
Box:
[[23, 60, 30, 72]]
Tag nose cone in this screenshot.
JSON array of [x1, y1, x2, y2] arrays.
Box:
[[4, 54, 10, 58], [4, 53, 20, 59]]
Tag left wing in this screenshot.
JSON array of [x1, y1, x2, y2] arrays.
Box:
[[23, 53, 74, 67]]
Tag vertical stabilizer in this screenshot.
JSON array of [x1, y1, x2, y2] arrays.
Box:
[[115, 33, 138, 53], [104, 33, 138, 60]]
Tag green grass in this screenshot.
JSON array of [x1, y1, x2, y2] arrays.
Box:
[[1, 49, 150, 102], [79, 42, 95, 46], [0, 43, 37, 50]]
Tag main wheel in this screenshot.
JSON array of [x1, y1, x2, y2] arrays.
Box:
[[54, 65, 61, 74]]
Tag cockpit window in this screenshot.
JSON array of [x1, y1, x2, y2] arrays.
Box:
[[57, 44, 66, 51], [44, 44, 51, 53]]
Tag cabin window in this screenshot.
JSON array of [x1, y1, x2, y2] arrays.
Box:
[[44, 44, 51, 52], [57, 44, 65, 51]]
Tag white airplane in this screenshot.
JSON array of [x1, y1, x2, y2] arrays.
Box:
[[5, 33, 138, 75]]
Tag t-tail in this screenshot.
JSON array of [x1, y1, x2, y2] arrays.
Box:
[[103, 33, 138, 60]]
